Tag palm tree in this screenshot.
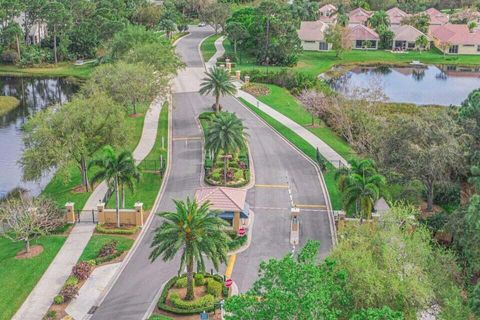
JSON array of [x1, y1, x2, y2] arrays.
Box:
[[342, 173, 386, 222], [335, 158, 377, 192], [149, 198, 229, 301], [89, 146, 140, 227], [205, 112, 247, 185], [119, 162, 141, 208], [199, 67, 237, 113]]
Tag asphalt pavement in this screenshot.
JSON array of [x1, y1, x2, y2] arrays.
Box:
[[91, 27, 332, 319]]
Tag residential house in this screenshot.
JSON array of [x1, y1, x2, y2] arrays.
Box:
[[318, 4, 337, 24], [386, 7, 410, 25], [390, 25, 430, 50], [297, 20, 332, 51], [348, 24, 379, 49], [429, 23, 480, 54], [425, 8, 449, 25], [348, 7, 373, 26], [13, 13, 48, 45]]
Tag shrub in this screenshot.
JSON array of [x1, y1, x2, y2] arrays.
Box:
[[96, 224, 138, 235], [1, 49, 19, 64], [433, 181, 460, 207], [175, 276, 188, 288], [60, 284, 78, 302], [95, 250, 123, 265], [53, 294, 64, 305], [72, 261, 92, 280], [87, 259, 97, 266], [207, 279, 222, 298], [65, 276, 79, 286], [243, 69, 318, 95], [98, 240, 118, 258], [169, 292, 215, 310], [194, 273, 205, 286], [43, 310, 57, 320]]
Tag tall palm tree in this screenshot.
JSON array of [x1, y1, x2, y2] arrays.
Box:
[[335, 158, 377, 192], [342, 173, 386, 222], [205, 112, 247, 185], [89, 146, 140, 227], [149, 198, 229, 301], [199, 67, 237, 113], [119, 162, 141, 208]]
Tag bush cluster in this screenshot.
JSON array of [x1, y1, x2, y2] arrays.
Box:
[[194, 273, 205, 286], [96, 224, 138, 235], [65, 276, 79, 286], [98, 240, 118, 258], [53, 295, 64, 305], [72, 261, 92, 280], [243, 69, 318, 95], [206, 279, 222, 298], [175, 277, 188, 288], [169, 292, 215, 310], [60, 284, 78, 302]]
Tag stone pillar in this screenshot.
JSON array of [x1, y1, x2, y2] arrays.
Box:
[[372, 213, 380, 224], [233, 211, 240, 232], [97, 202, 105, 224], [235, 70, 241, 80], [65, 202, 75, 224], [244, 75, 250, 85], [135, 202, 144, 227], [337, 211, 346, 231]]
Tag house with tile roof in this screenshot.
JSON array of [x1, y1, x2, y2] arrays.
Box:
[[348, 7, 373, 26], [429, 24, 480, 54], [391, 25, 430, 50], [195, 187, 250, 231], [386, 7, 410, 25], [297, 20, 332, 51], [348, 24, 379, 49], [425, 7, 449, 25], [319, 4, 337, 17]]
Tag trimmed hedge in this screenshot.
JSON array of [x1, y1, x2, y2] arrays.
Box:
[[94, 250, 123, 265], [194, 273, 205, 286], [96, 224, 138, 235], [175, 277, 188, 288], [227, 233, 248, 252], [157, 273, 227, 315], [206, 279, 222, 298], [170, 292, 215, 310]]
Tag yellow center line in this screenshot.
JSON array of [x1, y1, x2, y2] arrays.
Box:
[[293, 204, 327, 209], [255, 184, 289, 189], [225, 254, 236, 278], [172, 136, 202, 141]]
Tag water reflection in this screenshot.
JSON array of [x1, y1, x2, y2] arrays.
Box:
[[0, 77, 78, 197], [330, 65, 480, 106]]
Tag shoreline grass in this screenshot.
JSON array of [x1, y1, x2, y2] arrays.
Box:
[[0, 96, 20, 116], [238, 97, 342, 210], [0, 236, 67, 320], [0, 62, 95, 79]]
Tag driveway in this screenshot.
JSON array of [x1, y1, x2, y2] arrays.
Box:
[[91, 26, 332, 319]]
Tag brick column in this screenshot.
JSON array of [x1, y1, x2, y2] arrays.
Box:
[[244, 75, 250, 85], [236, 70, 241, 80], [233, 211, 240, 232], [65, 202, 75, 224], [135, 202, 144, 227]]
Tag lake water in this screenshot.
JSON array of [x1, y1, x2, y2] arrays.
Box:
[[0, 76, 78, 197], [330, 65, 480, 106]]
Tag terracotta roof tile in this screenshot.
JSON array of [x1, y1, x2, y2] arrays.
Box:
[[348, 24, 379, 40], [195, 187, 247, 212], [429, 24, 480, 45], [297, 20, 329, 41]]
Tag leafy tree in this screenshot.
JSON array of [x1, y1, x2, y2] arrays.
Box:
[[291, 0, 320, 21], [42, 1, 72, 64], [200, 2, 230, 34], [89, 146, 140, 227], [225, 21, 249, 60], [376, 24, 394, 49], [337, 12, 349, 27], [0, 197, 63, 253], [149, 198, 229, 301], [22, 0, 47, 45], [158, 18, 176, 39], [325, 24, 352, 58], [199, 66, 237, 113], [459, 89, 480, 165], [401, 13, 430, 33], [205, 112, 247, 185], [415, 34, 429, 51], [132, 3, 162, 29], [82, 61, 160, 115], [0, 22, 23, 58], [21, 93, 128, 192], [108, 24, 163, 60], [368, 10, 389, 29]]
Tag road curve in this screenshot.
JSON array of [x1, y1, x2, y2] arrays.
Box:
[[91, 27, 332, 319]]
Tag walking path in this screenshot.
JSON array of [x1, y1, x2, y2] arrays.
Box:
[[13, 96, 167, 320], [208, 36, 347, 168]]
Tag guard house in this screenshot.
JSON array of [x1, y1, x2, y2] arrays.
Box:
[[195, 187, 249, 232]]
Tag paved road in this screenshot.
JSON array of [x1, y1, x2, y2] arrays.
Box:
[[91, 27, 332, 319]]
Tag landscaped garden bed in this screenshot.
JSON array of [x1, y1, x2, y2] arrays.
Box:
[[199, 112, 250, 188], [155, 273, 228, 316], [226, 229, 248, 252]]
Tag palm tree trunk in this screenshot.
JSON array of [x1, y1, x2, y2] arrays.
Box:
[[215, 94, 220, 113], [80, 156, 90, 192], [115, 176, 120, 228], [122, 185, 125, 208], [25, 239, 30, 253], [224, 156, 228, 186], [186, 254, 195, 300], [53, 26, 58, 64], [16, 35, 21, 59]]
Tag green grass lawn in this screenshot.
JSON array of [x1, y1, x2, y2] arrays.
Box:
[[239, 97, 342, 210], [0, 236, 67, 320], [201, 33, 222, 62], [0, 62, 95, 79], [78, 235, 134, 262], [42, 103, 149, 210], [107, 103, 169, 211], [253, 84, 356, 162]]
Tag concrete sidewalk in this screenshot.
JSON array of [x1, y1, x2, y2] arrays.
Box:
[[13, 95, 167, 320], [207, 36, 347, 168]]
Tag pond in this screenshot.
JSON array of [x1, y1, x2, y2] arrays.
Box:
[[330, 65, 480, 106], [0, 76, 78, 197]]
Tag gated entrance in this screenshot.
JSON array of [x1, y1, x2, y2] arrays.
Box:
[[76, 209, 98, 223]]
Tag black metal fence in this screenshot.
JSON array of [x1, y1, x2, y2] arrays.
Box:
[[76, 209, 98, 223]]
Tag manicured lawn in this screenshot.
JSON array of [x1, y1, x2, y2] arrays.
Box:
[[78, 235, 133, 262], [42, 103, 149, 210], [254, 84, 356, 162], [107, 103, 169, 210], [201, 33, 222, 62], [0, 62, 95, 79], [0, 236, 67, 320], [239, 98, 342, 210]]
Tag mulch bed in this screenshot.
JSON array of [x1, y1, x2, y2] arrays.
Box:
[[242, 83, 270, 97], [16, 245, 43, 259]]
